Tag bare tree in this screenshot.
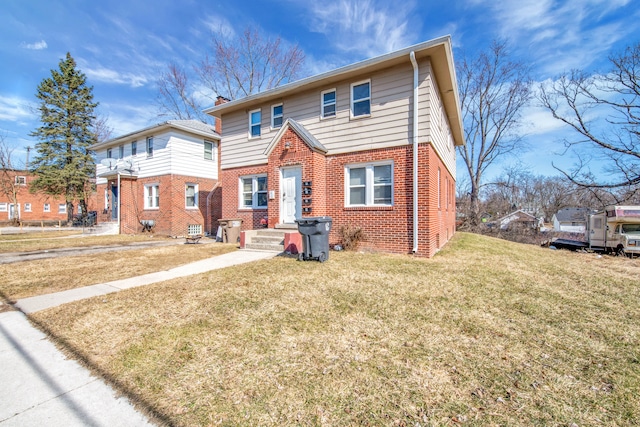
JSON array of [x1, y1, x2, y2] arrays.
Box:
[[0, 137, 23, 224], [93, 113, 114, 145], [539, 42, 640, 198], [457, 40, 533, 227], [156, 26, 305, 121]]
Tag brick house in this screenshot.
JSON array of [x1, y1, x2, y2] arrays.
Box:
[[90, 120, 221, 236], [0, 170, 81, 225], [204, 36, 465, 257]]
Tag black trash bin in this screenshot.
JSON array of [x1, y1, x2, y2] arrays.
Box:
[[296, 216, 332, 262]]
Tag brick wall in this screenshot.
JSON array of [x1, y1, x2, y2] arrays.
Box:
[[0, 171, 93, 223], [96, 174, 219, 236], [221, 130, 457, 257]]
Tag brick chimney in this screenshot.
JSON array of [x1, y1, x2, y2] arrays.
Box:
[[214, 96, 230, 135]]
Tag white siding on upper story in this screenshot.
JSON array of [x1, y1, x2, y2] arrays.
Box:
[[95, 129, 218, 184], [220, 57, 455, 177], [425, 71, 457, 177]]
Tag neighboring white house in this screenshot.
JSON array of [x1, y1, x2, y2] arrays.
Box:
[[552, 207, 593, 233], [90, 120, 221, 236], [495, 210, 539, 230]]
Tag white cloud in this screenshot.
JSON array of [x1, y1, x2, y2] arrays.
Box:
[[0, 95, 33, 122], [83, 66, 149, 88], [202, 15, 236, 40], [303, 0, 417, 57], [22, 40, 48, 50]]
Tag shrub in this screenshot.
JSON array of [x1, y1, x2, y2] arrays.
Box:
[[339, 224, 365, 251]]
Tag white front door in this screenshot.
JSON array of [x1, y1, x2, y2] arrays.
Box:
[[281, 167, 302, 224]]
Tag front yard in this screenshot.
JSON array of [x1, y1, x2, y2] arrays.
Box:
[[17, 233, 640, 425]]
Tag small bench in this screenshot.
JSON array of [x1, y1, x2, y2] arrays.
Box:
[[185, 234, 203, 244]]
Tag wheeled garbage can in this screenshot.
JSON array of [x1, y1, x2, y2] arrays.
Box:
[[295, 216, 332, 262], [219, 218, 243, 243]]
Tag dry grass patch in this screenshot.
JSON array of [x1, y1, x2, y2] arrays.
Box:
[[32, 233, 640, 426], [0, 243, 237, 301], [0, 233, 172, 253]]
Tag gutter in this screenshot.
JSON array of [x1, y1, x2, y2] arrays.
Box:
[[410, 51, 419, 253]]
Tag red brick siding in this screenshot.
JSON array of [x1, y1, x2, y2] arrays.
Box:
[[221, 129, 457, 257], [96, 174, 218, 236]]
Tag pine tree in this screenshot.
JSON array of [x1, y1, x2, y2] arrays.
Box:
[[30, 52, 98, 222]]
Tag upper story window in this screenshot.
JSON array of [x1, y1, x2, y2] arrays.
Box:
[[351, 80, 371, 118], [131, 141, 137, 156], [345, 161, 393, 206], [204, 140, 214, 160], [15, 176, 26, 185], [321, 89, 336, 118], [24, 203, 32, 212], [144, 184, 159, 209], [240, 175, 267, 209], [43, 203, 50, 212], [185, 184, 198, 208], [249, 109, 261, 138], [118, 145, 124, 159], [106, 148, 112, 158], [146, 137, 154, 157], [272, 104, 283, 128]]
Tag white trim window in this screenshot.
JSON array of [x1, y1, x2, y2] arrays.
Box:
[[271, 104, 283, 128], [345, 161, 393, 206], [58, 204, 67, 214], [144, 184, 159, 209], [185, 183, 198, 208], [15, 176, 26, 185], [118, 145, 124, 159], [0, 203, 7, 212], [204, 140, 214, 160], [351, 80, 371, 118], [249, 109, 261, 138], [131, 140, 137, 156], [43, 203, 50, 213], [146, 137, 154, 157], [240, 175, 267, 209], [24, 203, 32, 212], [106, 148, 113, 158], [321, 89, 336, 118]]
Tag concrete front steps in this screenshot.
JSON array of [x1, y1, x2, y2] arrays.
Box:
[[241, 228, 302, 253]]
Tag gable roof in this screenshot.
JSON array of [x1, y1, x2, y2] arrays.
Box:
[[263, 119, 327, 156], [90, 120, 220, 150], [204, 35, 464, 147], [553, 207, 593, 222]]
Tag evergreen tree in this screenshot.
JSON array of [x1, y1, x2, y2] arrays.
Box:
[[30, 52, 97, 222]]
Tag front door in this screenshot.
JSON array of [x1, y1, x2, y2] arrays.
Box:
[[281, 167, 301, 224], [111, 185, 118, 220]]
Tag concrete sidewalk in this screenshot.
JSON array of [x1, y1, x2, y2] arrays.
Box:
[[1, 249, 279, 426]]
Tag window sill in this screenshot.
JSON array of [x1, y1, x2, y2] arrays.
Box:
[[144, 207, 160, 211], [344, 205, 393, 211], [350, 113, 371, 120], [238, 207, 268, 211]]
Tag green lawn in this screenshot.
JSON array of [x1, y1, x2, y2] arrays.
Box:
[[31, 232, 640, 426]]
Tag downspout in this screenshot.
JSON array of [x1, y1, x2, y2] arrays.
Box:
[[410, 51, 419, 253], [117, 172, 121, 234]]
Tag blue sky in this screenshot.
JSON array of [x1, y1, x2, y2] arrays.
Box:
[[1, 0, 639, 181]]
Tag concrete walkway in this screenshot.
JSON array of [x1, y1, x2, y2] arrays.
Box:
[[1, 249, 279, 426]]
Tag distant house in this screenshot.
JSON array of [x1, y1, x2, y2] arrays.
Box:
[[0, 170, 78, 224], [495, 210, 539, 230], [90, 120, 221, 236], [204, 36, 465, 257], [552, 207, 593, 233]]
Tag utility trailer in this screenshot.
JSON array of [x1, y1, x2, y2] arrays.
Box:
[[548, 206, 640, 257]]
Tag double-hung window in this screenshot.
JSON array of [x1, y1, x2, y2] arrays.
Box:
[[144, 184, 159, 209], [249, 109, 261, 138], [0, 203, 6, 212], [146, 137, 154, 157], [272, 104, 283, 128], [118, 145, 124, 159], [351, 80, 371, 117], [43, 203, 50, 212], [346, 161, 393, 206], [204, 140, 214, 160], [321, 89, 336, 118], [131, 141, 137, 156], [240, 175, 267, 209], [25, 203, 32, 212], [15, 176, 26, 185], [185, 184, 198, 208], [58, 204, 67, 214], [106, 148, 112, 158]]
